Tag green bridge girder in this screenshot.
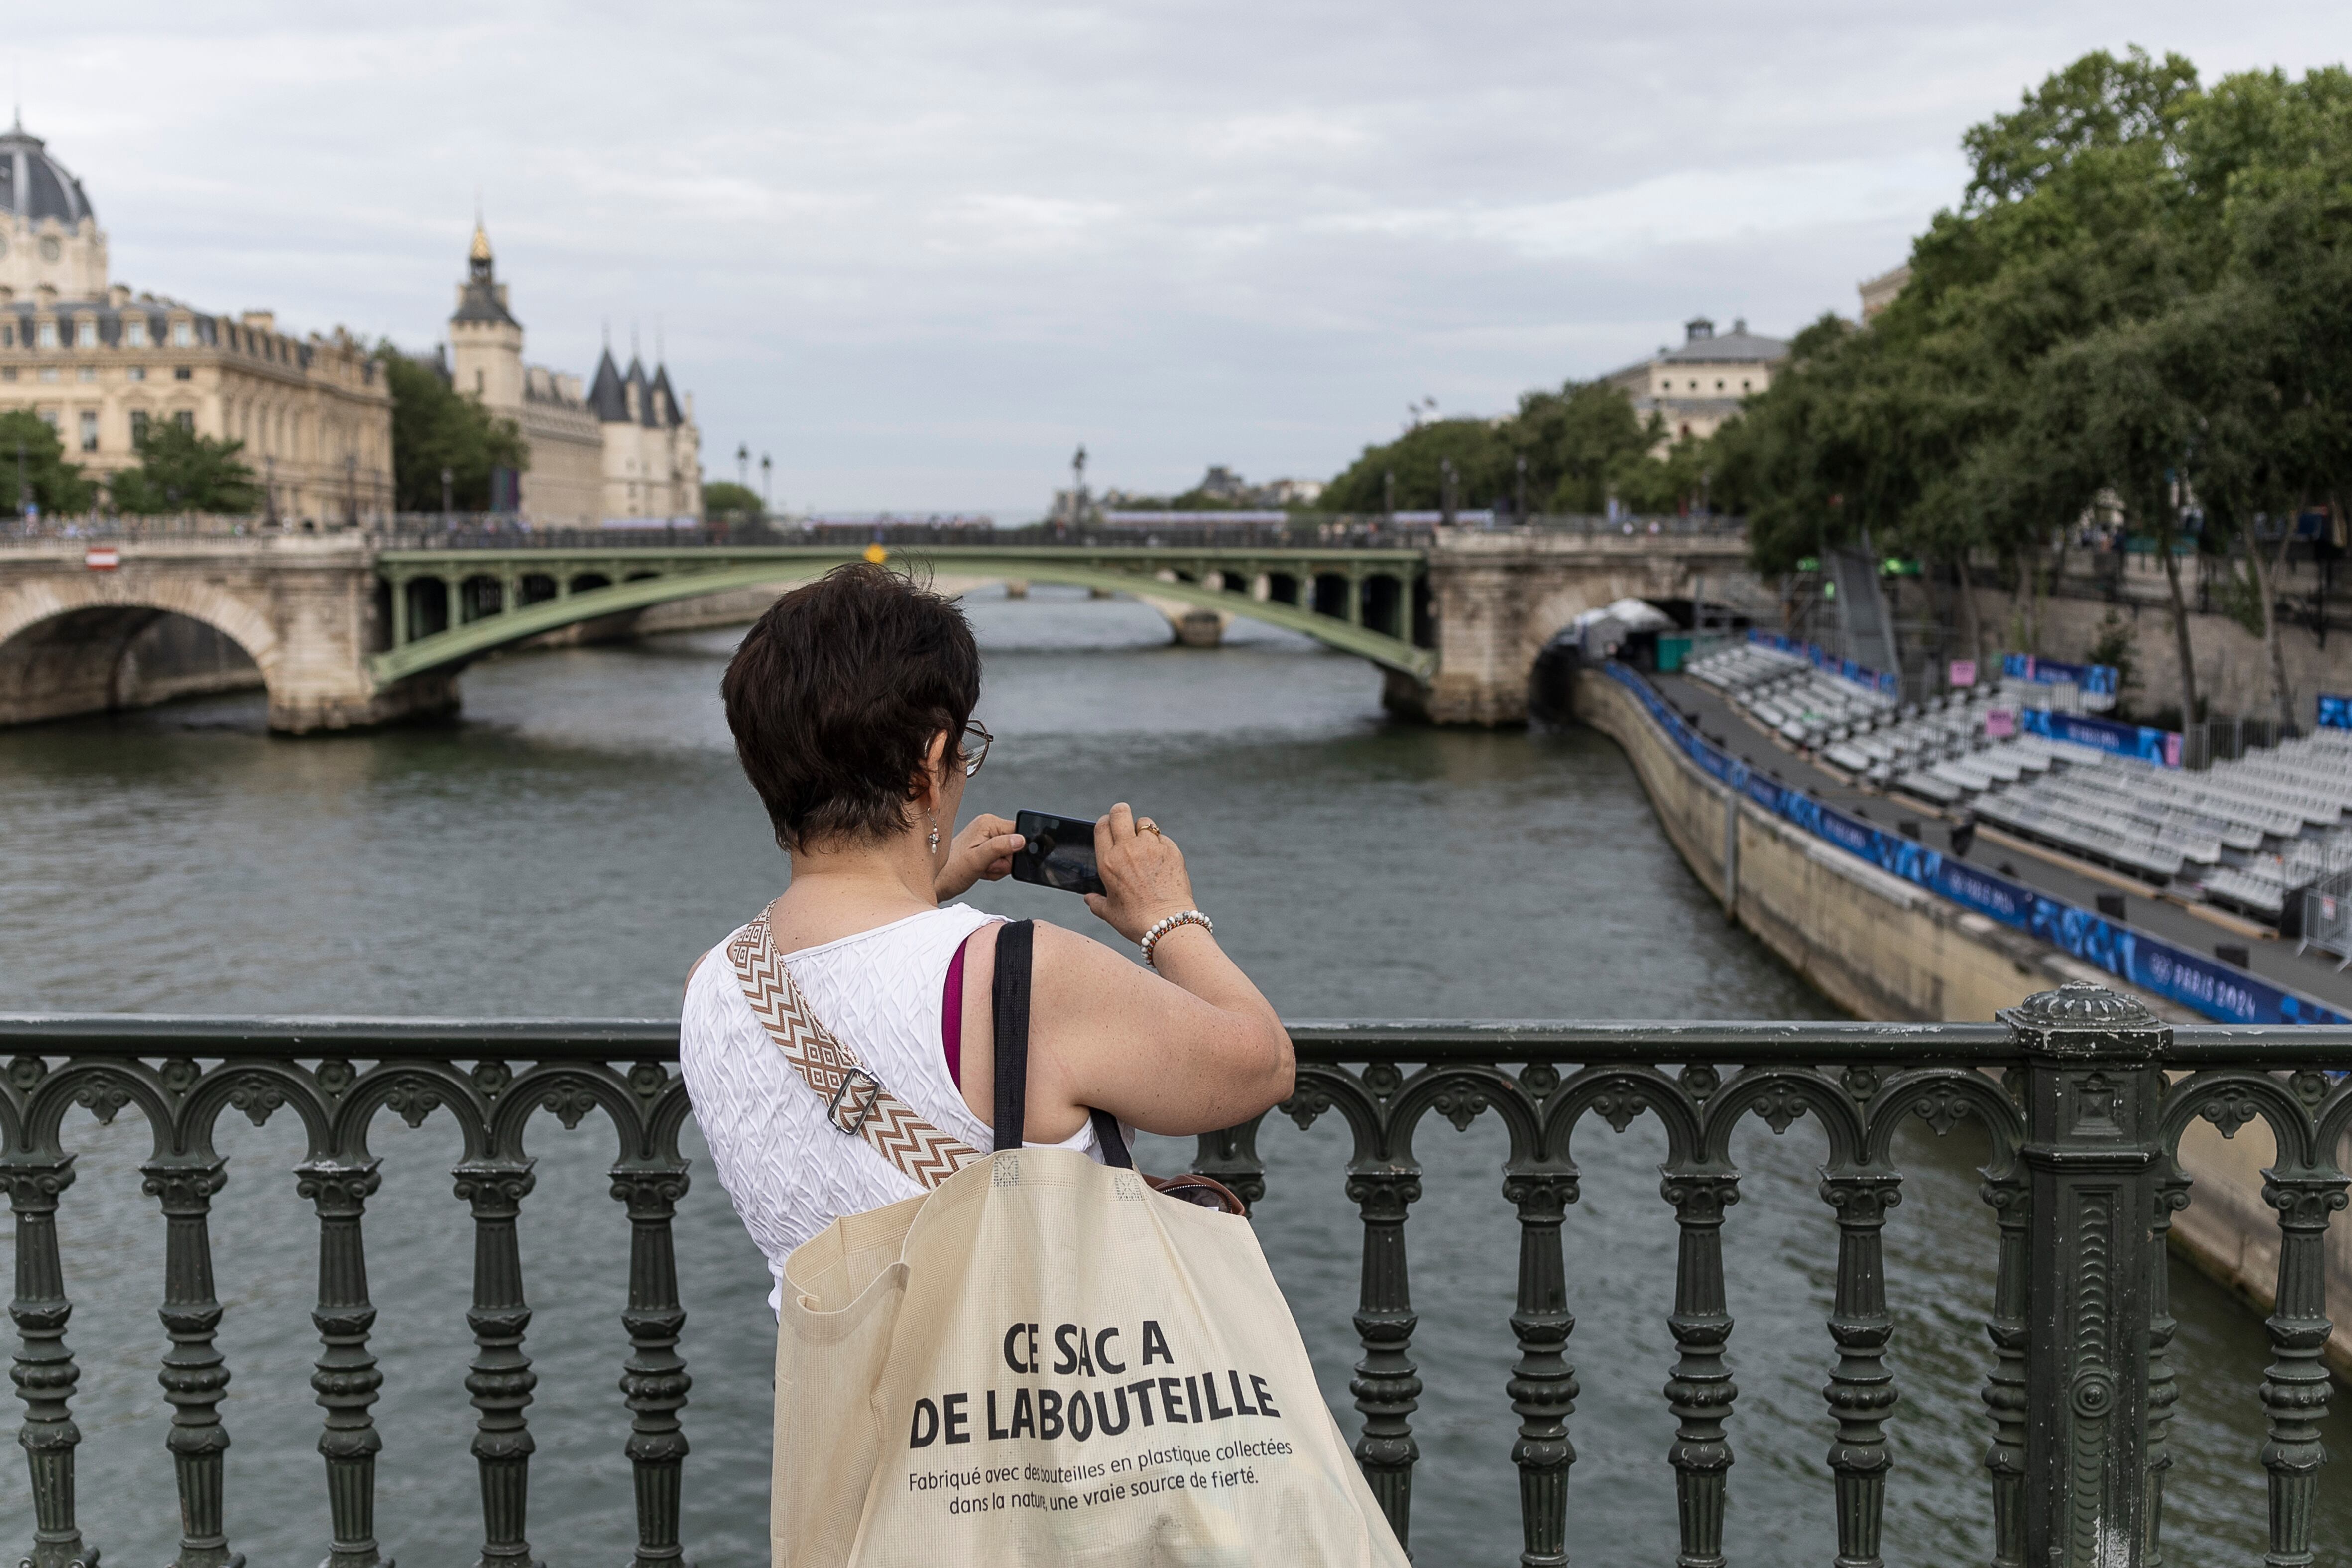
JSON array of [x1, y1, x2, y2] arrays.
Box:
[[369, 545, 1436, 689]]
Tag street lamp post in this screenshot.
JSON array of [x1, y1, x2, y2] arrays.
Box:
[[736, 442, 749, 493], [760, 453, 772, 517], [1515, 455, 1528, 522], [441, 466, 454, 527]]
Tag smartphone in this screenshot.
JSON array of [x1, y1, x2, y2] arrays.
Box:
[[1010, 810, 1106, 896]]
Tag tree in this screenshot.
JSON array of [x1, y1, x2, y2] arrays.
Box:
[[704, 481, 763, 518], [109, 421, 261, 514], [1321, 417, 1511, 512], [377, 345, 529, 512], [0, 409, 97, 516]]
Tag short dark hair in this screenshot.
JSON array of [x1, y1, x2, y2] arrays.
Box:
[[722, 562, 981, 851]]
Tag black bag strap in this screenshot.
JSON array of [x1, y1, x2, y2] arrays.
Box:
[[991, 919, 1133, 1169]]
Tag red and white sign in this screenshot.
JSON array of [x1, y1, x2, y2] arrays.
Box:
[[1948, 659, 1977, 688], [1984, 707, 2016, 739], [84, 547, 119, 571]]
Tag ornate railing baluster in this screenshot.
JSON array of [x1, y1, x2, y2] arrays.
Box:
[[1501, 1145, 1576, 1568], [2144, 1162, 2190, 1567], [1659, 1155, 1738, 1568], [298, 1152, 389, 1568], [1336, 1061, 1421, 1545], [1820, 1164, 1901, 1568], [2256, 1161, 2348, 1568], [453, 1155, 541, 1568], [1191, 1116, 1267, 1212], [611, 1154, 693, 1568], [7, 1148, 92, 1568], [144, 1146, 241, 1568]]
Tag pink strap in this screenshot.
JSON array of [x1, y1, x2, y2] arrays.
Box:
[[942, 932, 972, 1086]]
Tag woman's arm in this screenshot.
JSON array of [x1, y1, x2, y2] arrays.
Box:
[[955, 803, 1292, 1142]]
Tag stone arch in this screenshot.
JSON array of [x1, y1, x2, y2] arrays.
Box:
[[0, 571, 281, 726]]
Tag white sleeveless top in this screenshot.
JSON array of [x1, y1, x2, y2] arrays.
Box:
[[680, 905, 1111, 1312]]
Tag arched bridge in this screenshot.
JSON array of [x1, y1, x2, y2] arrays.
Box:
[[0, 529, 1760, 732], [371, 544, 1436, 687]]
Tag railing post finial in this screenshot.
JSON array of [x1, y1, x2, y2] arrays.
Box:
[[1999, 980, 2168, 1568]]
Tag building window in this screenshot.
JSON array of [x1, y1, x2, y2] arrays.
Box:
[[131, 411, 149, 444], [76, 366, 94, 383], [0, 324, 11, 347], [174, 366, 192, 381], [1741, 380, 1751, 391], [127, 366, 145, 382], [124, 319, 147, 348], [1715, 379, 1725, 391], [0, 368, 12, 382], [37, 366, 57, 383], [174, 410, 194, 432], [36, 321, 56, 349], [171, 320, 192, 347], [75, 320, 96, 347], [78, 411, 98, 452], [38, 409, 57, 428], [37, 236, 59, 263]]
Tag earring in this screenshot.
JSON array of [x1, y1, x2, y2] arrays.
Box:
[[928, 816, 940, 855]]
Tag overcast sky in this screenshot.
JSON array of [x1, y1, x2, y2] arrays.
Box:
[[20, 3, 2350, 515]]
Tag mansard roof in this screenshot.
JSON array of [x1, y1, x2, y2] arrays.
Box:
[[587, 348, 630, 421]]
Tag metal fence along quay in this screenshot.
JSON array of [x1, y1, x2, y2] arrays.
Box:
[[6, 989, 2351, 1568]]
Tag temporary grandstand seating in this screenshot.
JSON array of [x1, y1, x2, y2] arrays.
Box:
[[1683, 643, 2352, 921]]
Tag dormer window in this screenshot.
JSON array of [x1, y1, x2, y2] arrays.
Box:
[[124, 318, 147, 348], [171, 320, 192, 348], [36, 321, 56, 349], [75, 320, 96, 347]]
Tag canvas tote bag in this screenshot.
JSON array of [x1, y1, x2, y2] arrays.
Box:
[[731, 915, 1409, 1568]]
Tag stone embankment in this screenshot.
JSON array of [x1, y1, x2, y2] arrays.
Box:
[[1573, 663, 2352, 1373]]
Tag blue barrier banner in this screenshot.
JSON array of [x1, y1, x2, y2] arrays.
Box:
[[2321, 694, 2352, 730], [1606, 662, 2346, 1026], [2002, 653, 2120, 696], [2018, 707, 2181, 767]]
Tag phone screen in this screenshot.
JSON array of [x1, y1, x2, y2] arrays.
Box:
[[1010, 810, 1106, 896]]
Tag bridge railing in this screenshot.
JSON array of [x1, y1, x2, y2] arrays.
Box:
[[10, 982, 2316, 1568], [368, 514, 1749, 553]]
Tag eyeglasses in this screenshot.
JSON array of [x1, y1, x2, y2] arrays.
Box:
[[960, 721, 993, 778]]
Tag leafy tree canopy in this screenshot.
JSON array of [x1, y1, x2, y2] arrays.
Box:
[[378, 346, 529, 512], [110, 422, 260, 515], [0, 409, 97, 516], [1322, 385, 1694, 515], [704, 480, 763, 517]]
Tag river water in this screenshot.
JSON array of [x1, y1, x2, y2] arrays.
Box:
[[1, 586, 2343, 1565]]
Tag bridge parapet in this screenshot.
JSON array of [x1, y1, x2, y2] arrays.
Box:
[[5, 994, 2344, 1565]]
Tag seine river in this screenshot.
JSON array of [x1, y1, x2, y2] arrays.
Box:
[[2, 587, 2342, 1564]]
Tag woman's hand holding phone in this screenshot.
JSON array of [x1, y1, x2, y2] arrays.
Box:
[[1084, 802, 1198, 943], [934, 813, 1026, 901]]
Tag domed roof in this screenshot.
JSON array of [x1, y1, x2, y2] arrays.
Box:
[[0, 120, 95, 226]]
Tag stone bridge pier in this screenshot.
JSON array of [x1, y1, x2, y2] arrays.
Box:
[[0, 537, 452, 734], [1393, 529, 1764, 725]]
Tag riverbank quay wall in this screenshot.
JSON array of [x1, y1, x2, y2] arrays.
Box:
[[1572, 660, 2352, 1373]]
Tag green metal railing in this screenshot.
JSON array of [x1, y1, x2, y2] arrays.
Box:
[[6, 985, 2350, 1568]]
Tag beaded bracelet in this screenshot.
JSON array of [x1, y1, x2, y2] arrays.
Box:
[[1139, 909, 1215, 970]]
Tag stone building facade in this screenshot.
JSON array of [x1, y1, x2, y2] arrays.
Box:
[[1602, 315, 1789, 447], [447, 223, 701, 523], [0, 121, 394, 520]]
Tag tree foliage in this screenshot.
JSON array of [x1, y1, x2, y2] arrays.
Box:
[[378, 345, 530, 512], [0, 410, 97, 515], [704, 480, 763, 518], [1322, 383, 1693, 514], [1713, 48, 2352, 726], [110, 421, 260, 514]]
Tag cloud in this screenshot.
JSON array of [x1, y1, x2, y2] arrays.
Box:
[[20, 0, 2349, 510]]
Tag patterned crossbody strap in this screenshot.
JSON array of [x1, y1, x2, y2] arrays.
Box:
[[727, 912, 979, 1190]]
